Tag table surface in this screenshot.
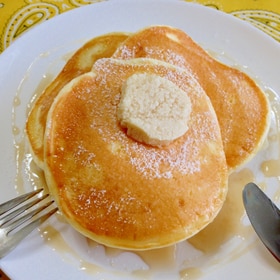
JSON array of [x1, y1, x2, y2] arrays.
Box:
[[0, 0, 279, 54], [0, 0, 279, 279]]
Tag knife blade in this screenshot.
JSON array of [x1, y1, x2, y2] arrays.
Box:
[[243, 182, 280, 262]]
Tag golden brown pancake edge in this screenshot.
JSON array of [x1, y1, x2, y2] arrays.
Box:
[[26, 32, 129, 169]]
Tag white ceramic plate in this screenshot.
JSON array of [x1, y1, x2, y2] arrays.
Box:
[[1, 0, 280, 279]]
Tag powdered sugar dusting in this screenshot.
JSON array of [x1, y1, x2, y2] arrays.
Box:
[[87, 58, 220, 180], [73, 143, 96, 167], [145, 46, 187, 69], [116, 45, 138, 59], [113, 43, 193, 75]]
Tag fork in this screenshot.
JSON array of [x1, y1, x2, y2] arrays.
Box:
[[0, 189, 58, 258]]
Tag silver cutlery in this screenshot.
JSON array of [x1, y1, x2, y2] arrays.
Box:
[[243, 182, 280, 262], [0, 189, 58, 258]]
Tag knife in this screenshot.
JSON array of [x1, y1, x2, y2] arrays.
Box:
[[243, 182, 280, 262]]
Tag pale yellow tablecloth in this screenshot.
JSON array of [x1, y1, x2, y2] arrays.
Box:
[[0, 0, 279, 53]]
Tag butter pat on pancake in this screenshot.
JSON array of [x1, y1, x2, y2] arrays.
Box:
[[117, 73, 192, 146], [26, 32, 129, 169], [112, 25, 271, 171], [44, 58, 228, 250]]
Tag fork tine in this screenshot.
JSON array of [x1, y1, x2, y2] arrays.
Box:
[[5, 200, 55, 234], [0, 189, 43, 215], [0, 194, 49, 227], [14, 206, 58, 238], [0, 206, 58, 258]]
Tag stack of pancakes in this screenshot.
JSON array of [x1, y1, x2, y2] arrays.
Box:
[[26, 26, 270, 250]]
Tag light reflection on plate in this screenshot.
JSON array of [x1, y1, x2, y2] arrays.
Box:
[[0, 0, 280, 279]]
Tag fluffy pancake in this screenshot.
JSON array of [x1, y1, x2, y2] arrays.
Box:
[[112, 25, 270, 171], [26, 32, 129, 169], [44, 57, 228, 250]]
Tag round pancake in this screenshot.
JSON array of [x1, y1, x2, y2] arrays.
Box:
[[112, 25, 271, 171], [26, 32, 129, 169], [44, 57, 228, 250]]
